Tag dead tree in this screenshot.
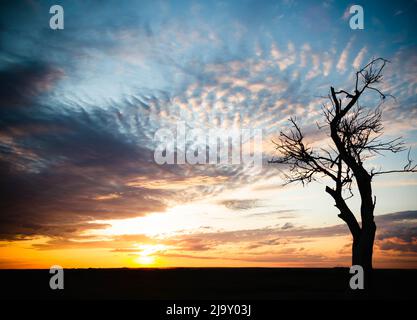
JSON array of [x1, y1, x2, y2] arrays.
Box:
[[270, 58, 416, 287]]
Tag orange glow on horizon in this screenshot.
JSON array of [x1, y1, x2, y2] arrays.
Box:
[[1, 233, 416, 269]]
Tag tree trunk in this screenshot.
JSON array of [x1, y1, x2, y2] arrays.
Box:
[[352, 220, 376, 290]]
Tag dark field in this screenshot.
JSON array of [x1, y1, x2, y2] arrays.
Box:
[[1, 268, 416, 300]]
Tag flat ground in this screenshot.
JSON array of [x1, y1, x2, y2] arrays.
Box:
[[0, 268, 416, 300]]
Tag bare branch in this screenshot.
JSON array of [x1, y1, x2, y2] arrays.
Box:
[[371, 148, 417, 176], [270, 57, 415, 240]]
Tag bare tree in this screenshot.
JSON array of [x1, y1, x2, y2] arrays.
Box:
[[270, 58, 416, 287]]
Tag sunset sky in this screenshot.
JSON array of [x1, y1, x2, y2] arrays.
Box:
[[0, 0, 416, 269]]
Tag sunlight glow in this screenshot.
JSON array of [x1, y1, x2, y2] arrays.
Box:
[[136, 255, 155, 265], [89, 203, 228, 237], [134, 244, 168, 265]]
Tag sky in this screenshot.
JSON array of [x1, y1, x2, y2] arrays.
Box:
[[0, 0, 416, 269]]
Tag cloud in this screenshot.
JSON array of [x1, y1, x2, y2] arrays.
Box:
[[245, 209, 296, 218], [373, 211, 417, 254], [128, 175, 228, 190], [165, 237, 216, 252], [378, 238, 417, 253], [376, 210, 417, 222], [218, 199, 261, 210], [0, 95, 174, 239], [33, 233, 153, 251], [322, 52, 333, 77], [306, 54, 321, 80], [336, 38, 354, 73], [159, 211, 417, 257], [352, 46, 367, 69], [0, 62, 63, 108], [281, 222, 294, 230], [341, 5, 352, 20], [0, 68, 270, 240], [270, 42, 296, 71], [299, 43, 311, 68]]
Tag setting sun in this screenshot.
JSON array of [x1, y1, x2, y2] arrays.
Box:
[[134, 244, 168, 266], [136, 255, 155, 265]]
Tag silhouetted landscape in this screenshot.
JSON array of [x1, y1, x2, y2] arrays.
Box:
[[1, 268, 416, 300]]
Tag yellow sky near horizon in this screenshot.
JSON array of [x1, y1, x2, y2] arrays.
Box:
[[2, 234, 416, 269]]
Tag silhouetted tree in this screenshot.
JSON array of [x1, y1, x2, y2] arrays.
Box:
[[270, 58, 416, 288]]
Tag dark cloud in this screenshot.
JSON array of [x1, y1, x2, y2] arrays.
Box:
[[0, 61, 63, 108], [281, 222, 294, 230], [165, 211, 417, 255], [247, 237, 281, 249], [373, 211, 417, 254], [378, 239, 417, 253], [166, 237, 217, 252], [376, 225, 417, 244], [179, 224, 347, 243], [33, 233, 153, 251], [0, 90, 174, 239], [376, 210, 417, 223]]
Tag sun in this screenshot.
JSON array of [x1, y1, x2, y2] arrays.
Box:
[[136, 255, 155, 265], [134, 244, 168, 266]]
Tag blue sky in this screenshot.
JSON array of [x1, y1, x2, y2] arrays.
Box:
[[0, 0, 416, 268]]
